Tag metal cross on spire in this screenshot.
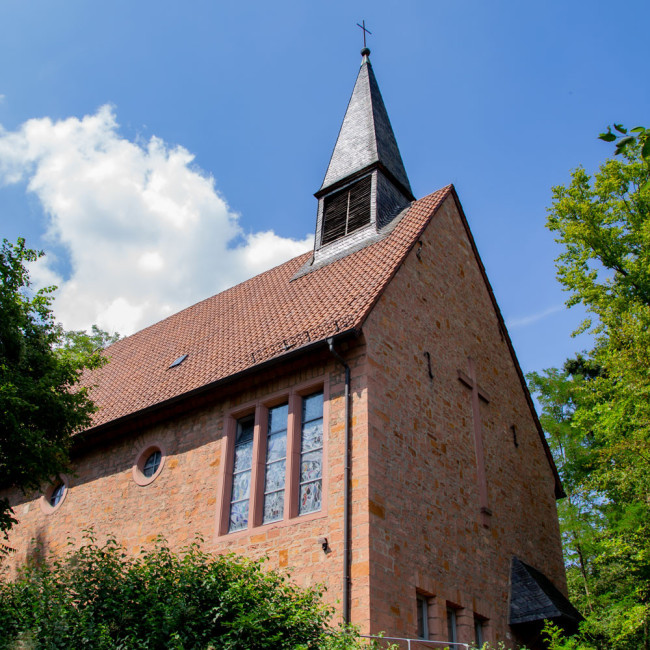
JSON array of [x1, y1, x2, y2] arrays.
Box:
[[356, 20, 372, 49]]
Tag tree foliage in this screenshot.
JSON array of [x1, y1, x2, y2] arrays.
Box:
[[528, 127, 650, 649], [0, 534, 384, 649], [0, 239, 112, 535]]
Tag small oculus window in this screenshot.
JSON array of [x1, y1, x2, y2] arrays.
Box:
[[143, 450, 162, 478], [169, 354, 188, 369], [40, 475, 69, 514], [49, 482, 65, 507], [133, 444, 166, 486]]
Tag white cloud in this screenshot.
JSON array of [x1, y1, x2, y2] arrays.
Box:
[[0, 105, 312, 335], [506, 304, 564, 329]]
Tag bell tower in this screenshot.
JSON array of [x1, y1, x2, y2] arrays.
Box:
[[311, 48, 414, 267]]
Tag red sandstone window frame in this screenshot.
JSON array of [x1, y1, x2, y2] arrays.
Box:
[[132, 442, 167, 486], [216, 378, 329, 538]]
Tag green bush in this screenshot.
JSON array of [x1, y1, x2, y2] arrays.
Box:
[[0, 533, 377, 649], [542, 621, 597, 650]]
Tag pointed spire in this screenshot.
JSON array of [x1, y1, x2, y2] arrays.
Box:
[[318, 49, 413, 200], [301, 48, 415, 269]]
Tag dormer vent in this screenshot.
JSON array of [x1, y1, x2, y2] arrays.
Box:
[[322, 175, 372, 245]]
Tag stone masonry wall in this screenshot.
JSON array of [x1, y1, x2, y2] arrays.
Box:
[[1, 346, 373, 629], [362, 194, 566, 647], [1, 193, 566, 647]]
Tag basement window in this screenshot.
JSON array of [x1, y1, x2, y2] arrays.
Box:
[[417, 594, 429, 639], [321, 175, 372, 245], [475, 615, 487, 647], [447, 605, 459, 644]]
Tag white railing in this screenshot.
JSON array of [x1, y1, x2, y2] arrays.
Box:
[[360, 635, 471, 649]]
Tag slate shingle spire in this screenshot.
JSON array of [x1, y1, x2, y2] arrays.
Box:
[[318, 48, 413, 200], [309, 48, 414, 266]]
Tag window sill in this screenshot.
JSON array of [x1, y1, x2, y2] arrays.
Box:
[[216, 508, 328, 542]]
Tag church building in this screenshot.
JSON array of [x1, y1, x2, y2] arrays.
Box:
[[3, 48, 581, 647]]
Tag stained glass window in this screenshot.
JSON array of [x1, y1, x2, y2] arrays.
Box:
[[299, 391, 323, 515], [229, 415, 254, 532], [263, 403, 288, 524]]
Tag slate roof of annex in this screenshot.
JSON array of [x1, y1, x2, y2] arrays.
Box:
[[509, 557, 583, 626], [84, 186, 452, 430]]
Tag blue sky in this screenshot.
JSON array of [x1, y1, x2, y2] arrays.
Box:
[[0, 0, 648, 375]]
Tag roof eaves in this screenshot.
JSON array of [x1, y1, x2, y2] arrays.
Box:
[[74, 327, 359, 450]]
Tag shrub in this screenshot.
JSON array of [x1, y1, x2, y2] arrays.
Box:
[[0, 533, 378, 649]]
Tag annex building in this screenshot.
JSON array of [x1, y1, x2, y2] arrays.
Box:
[[3, 48, 581, 648]]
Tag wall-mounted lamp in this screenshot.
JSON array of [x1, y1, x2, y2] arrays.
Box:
[[318, 536, 329, 553]]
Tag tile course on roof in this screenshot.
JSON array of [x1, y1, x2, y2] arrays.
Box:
[[83, 186, 452, 430]]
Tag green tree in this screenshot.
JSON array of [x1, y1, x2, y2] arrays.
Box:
[[0, 534, 389, 649], [528, 127, 650, 648], [0, 239, 111, 536]]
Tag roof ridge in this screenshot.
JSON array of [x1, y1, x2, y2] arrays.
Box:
[[366, 60, 379, 161]]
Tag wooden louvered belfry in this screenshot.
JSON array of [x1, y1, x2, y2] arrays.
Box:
[[321, 175, 372, 245]]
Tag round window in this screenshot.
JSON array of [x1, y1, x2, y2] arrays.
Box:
[[133, 444, 166, 486], [40, 475, 69, 514], [143, 450, 161, 478], [49, 482, 66, 507]]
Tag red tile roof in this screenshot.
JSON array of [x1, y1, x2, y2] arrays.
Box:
[[83, 186, 452, 430]]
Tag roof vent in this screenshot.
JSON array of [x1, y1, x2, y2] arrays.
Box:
[[169, 354, 188, 369]]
